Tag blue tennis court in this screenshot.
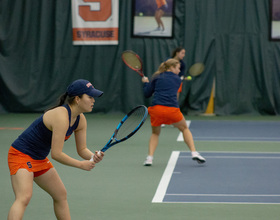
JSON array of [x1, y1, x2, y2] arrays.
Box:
[[155, 120, 280, 204], [153, 151, 280, 204], [177, 121, 280, 142]]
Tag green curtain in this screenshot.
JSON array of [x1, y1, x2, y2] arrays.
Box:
[[0, 0, 279, 115]]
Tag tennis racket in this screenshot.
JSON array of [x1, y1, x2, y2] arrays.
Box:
[[188, 62, 205, 76], [121, 50, 145, 77], [90, 105, 148, 162]]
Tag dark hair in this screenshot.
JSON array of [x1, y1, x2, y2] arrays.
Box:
[[45, 93, 82, 112], [171, 47, 184, 58]]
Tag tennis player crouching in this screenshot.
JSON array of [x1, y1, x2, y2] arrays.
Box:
[[7, 79, 104, 220], [141, 59, 206, 166]]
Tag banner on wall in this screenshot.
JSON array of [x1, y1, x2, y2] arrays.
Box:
[[71, 0, 119, 45]]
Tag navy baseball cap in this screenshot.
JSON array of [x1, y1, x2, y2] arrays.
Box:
[[67, 79, 103, 98]]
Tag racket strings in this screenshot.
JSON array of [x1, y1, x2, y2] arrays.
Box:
[[115, 107, 146, 140], [122, 53, 142, 70], [189, 63, 205, 76]]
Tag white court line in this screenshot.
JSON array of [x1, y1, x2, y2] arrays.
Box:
[[176, 120, 280, 142], [156, 202, 280, 204], [179, 156, 280, 159], [166, 194, 280, 197], [191, 137, 280, 141], [181, 151, 280, 154], [152, 151, 180, 203]]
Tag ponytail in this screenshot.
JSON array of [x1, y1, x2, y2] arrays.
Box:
[[58, 92, 68, 106], [45, 92, 76, 112], [152, 59, 180, 78]]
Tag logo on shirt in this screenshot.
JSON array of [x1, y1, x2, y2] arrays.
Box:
[[27, 162, 32, 168]]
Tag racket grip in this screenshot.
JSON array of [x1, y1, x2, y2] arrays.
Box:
[[89, 151, 102, 162], [90, 155, 94, 162]]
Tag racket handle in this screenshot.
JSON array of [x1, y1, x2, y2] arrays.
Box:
[[89, 151, 102, 162], [90, 155, 94, 162]]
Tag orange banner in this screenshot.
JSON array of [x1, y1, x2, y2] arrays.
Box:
[[71, 0, 119, 45], [72, 27, 118, 42]]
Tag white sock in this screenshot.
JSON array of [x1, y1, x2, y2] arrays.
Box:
[[147, 155, 153, 160], [191, 151, 199, 157]]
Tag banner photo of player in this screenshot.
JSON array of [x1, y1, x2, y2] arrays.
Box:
[[270, 0, 280, 41], [71, 0, 119, 45], [132, 0, 174, 38]]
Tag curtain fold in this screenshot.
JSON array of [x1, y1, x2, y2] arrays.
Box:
[[0, 0, 279, 115]]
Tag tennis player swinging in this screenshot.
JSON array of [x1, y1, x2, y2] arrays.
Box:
[[141, 59, 206, 166]]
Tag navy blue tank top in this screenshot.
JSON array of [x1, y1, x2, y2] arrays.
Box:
[[11, 105, 80, 160]]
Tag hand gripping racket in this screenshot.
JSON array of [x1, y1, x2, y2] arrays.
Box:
[[90, 105, 148, 161], [121, 50, 145, 77]]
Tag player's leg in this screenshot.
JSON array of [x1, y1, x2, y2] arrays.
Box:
[[8, 169, 34, 220], [34, 168, 71, 220], [154, 9, 161, 29], [157, 9, 165, 31], [173, 119, 195, 150], [144, 125, 161, 166], [149, 125, 161, 156], [173, 119, 205, 163]]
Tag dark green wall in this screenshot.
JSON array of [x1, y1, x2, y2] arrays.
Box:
[[0, 0, 279, 115]]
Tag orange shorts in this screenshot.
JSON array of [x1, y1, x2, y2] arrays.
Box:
[[156, 0, 167, 8], [148, 105, 184, 127], [8, 146, 53, 177]]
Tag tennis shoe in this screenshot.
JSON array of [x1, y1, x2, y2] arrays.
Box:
[[192, 152, 206, 164], [144, 156, 153, 166]]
